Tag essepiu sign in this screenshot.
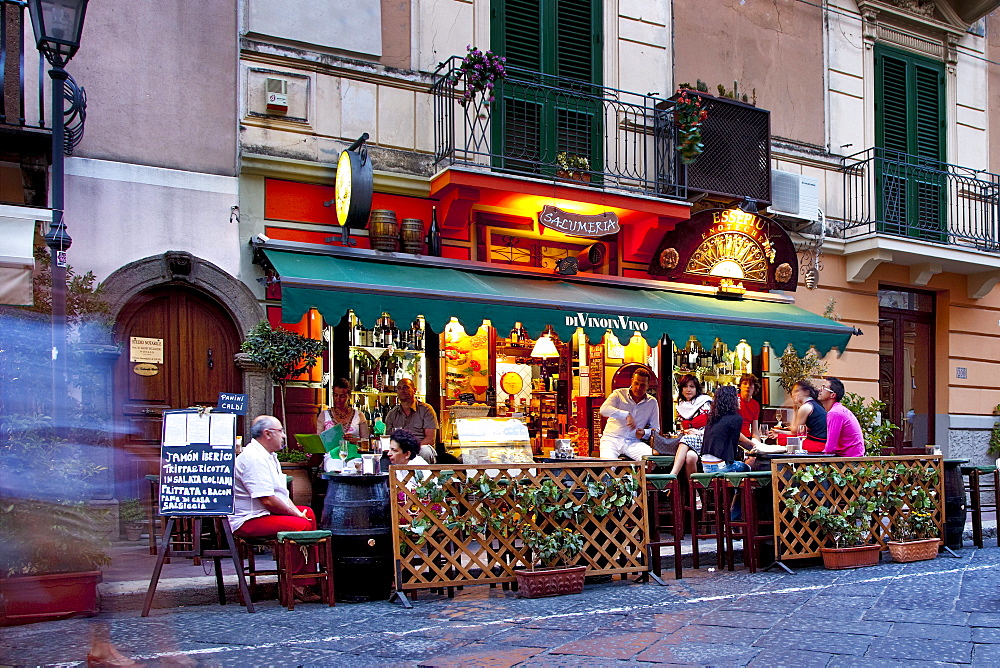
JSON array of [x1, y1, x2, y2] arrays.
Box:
[[539, 205, 620, 237]]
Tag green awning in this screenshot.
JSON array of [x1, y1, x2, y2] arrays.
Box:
[[262, 249, 854, 356]]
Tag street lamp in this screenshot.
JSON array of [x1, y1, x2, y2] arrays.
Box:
[[27, 0, 89, 435]]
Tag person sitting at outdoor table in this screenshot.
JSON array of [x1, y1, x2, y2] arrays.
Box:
[[669, 374, 712, 476], [229, 415, 320, 601], [818, 377, 865, 457], [700, 385, 757, 473], [738, 373, 762, 440], [385, 378, 438, 464], [387, 428, 431, 489], [769, 380, 827, 453], [323, 377, 369, 443], [599, 368, 658, 461]]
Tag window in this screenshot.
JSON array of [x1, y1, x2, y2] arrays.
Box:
[[874, 46, 946, 241], [490, 0, 603, 177]]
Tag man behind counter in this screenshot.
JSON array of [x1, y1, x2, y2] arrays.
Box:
[[599, 368, 658, 461], [384, 377, 438, 463]]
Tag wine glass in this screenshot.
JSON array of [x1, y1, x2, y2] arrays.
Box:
[[339, 440, 349, 470]]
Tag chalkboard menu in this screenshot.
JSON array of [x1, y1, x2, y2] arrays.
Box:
[[588, 344, 605, 396], [158, 409, 236, 516]]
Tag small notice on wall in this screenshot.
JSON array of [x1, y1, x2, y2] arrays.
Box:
[[130, 336, 164, 363], [159, 409, 236, 516]]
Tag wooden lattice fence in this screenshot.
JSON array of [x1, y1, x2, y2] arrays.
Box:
[[772, 456, 944, 560], [389, 462, 648, 594]]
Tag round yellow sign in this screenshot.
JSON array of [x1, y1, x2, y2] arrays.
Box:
[[133, 363, 159, 377], [500, 371, 523, 396]]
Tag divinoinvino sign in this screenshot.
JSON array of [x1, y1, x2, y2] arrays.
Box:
[[538, 205, 619, 238]]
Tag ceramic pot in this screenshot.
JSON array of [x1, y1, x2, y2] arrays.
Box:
[[819, 544, 881, 570], [887, 538, 940, 563], [514, 565, 586, 598]]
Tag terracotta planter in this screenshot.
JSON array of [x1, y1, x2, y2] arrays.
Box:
[[819, 544, 881, 570], [514, 565, 586, 598], [123, 522, 143, 541], [281, 462, 313, 508], [888, 538, 940, 563], [0, 571, 102, 626], [556, 169, 591, 183]]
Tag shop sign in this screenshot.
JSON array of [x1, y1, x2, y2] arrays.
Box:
[[538, 205, 619, 237], [216, 392, 248, 415], [130, 336, 164, 363], [133, 363, 159, 377], [564, 312, 649, 333], [646, 208, 799, 292]]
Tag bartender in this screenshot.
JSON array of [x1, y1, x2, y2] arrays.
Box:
[[599, 368, 658, 461]]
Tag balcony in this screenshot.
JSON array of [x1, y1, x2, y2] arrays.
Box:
[[840, 147, 1000, 296], [431, 56, 685, 200]]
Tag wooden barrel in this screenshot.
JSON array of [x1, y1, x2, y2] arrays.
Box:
[[942, 460, 965, 550], [367, 209, 398, 252], [399, 218, 425, 254], [320, 473, 392, 602]]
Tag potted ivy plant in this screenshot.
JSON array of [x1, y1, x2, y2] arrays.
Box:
[[555, 152, 591, 182], [782, 462, 887, 569], [885, 465, 941, 562]]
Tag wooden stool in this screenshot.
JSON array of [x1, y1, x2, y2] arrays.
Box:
[[275, 530, 335, 610], [720, 471, 774, 573], [235, 535, 279, 604], [688, 472, 725, 569], [962, 465, 998, 548], [645, 473, 684, 580]]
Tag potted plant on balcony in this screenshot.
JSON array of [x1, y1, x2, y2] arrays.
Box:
[[782, 462, 887, 569], [556, 152, 591, 182], [672, 89, 709, 165], [453, 45, 507, 106]]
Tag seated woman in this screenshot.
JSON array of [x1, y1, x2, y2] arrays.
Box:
[[321, 377, 370, 472], [669, 374, 712, 477], [769, 379, 827, 453], [701, 385, 756, 473], [387, 428, 430, 488]]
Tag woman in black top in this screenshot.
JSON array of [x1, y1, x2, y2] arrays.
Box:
[[701, 385, 751, 473]]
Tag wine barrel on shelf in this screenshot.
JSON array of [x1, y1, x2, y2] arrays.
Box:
[[399, 218, 425, 254], [368, 209, 399, 252], [320, 473, 392, 602]]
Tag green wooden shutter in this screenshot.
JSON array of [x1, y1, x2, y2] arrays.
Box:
[[874, 46, 946, 241], [491, 0, 602, 175]]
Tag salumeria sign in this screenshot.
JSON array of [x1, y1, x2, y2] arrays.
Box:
[[538, 205, 620, 237], [564, 312, 649, 332]]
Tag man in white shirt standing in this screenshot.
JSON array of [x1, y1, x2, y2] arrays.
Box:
[[230, 415, 318, 599], [599, 368, 659, 460]]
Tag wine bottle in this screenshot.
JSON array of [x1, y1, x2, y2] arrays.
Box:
[[410, 319, 424, 350], [353, 319, 366, 348], [426, 206, 442, 257]]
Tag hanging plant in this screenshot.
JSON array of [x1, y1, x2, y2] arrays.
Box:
[[453, 45, 507, 106], [673, 89, 708, 165]]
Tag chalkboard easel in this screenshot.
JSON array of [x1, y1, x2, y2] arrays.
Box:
[[142, 408, 255, 615]]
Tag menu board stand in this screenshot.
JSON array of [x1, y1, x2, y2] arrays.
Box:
[[142, 408, 255, 615]]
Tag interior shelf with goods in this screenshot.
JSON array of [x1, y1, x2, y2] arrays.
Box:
[[331, 311, 434, 427]]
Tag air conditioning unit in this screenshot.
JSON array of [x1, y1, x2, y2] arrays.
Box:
[[265, 78, 288, 114], [770, 169, 819, 221]]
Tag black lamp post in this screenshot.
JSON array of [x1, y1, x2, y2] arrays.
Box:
[[28, 0, 89, 435]]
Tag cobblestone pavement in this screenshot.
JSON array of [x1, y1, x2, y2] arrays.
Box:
[[2, 546, 1000, 667]]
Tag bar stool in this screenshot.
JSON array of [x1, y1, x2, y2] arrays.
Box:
[[720, 471, 774, 573], [688, 472, 725, 569], [962, 465, 999, 548], [645, 471, 684, 580], [235, 535, 280, 604], [275, 530, 335, 610]]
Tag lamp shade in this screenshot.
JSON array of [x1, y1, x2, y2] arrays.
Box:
[[530, 334, 559, 358], [28, 0, 89, 66]]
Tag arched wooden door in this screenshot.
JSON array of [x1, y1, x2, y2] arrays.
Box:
[[113, 286, 242, 497]]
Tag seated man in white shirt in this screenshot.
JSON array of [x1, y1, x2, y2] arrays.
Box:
[[229, 415, 318, 599], [599, 368, 659, 461]]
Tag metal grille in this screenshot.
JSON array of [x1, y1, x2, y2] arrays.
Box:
[[684, 93, 771, 203]]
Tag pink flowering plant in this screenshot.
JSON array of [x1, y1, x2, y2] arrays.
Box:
[[674, 89, 709, 164], [453, 45, 507, 106]]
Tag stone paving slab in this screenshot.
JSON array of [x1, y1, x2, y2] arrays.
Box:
[[865, 636, 973, 663], [547, 630, 661, 660]]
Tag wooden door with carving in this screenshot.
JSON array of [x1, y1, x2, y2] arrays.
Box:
[[113, 286, 241, 496]]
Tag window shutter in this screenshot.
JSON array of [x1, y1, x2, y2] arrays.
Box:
[[877, 53, 909, 154], [913, 63, 944, 161], [499, 0, 541, 71], [556, 0, 597, 83]]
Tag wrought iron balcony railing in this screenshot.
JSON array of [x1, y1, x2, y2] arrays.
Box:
[[842, 147, 1000, 252], [432, 55, 685, 199], [1, 0, 49, 133]]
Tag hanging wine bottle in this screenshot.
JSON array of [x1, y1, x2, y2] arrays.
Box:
[[426, 206, 442, 257]]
